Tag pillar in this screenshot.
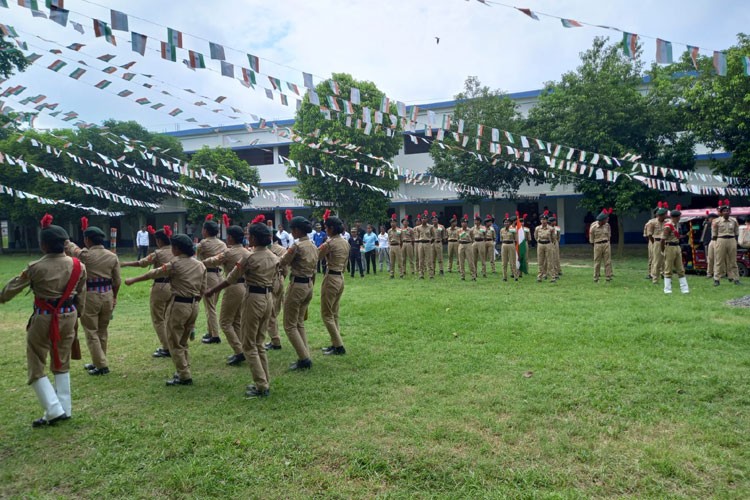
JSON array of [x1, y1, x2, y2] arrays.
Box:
[[556, 197, 566, 245]]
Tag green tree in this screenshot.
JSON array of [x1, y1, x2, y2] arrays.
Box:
[[183, 146, 260, 224], [0, 33, 28, 79], [526, 37, 695, 254], [428, 76, 529, 203], [288, 73, 400, 224]]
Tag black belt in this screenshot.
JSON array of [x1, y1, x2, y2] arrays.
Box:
[[666, 242, 679, 246], [502, 241, 514, 244], [174, 296, 199, 304], [206, 267, 221, 273], [460, 241, 471, 244], [448, 239, 457, 242], [327, 270, 342, 275], [247, 285, 272, 294], [653, 238, 662, 241], [719, 235, 734, 239], [39, 297, 75, 308], [87, 278, 112, 285], [235, 278, 245, 284], [154, 278, 170, 283], [292, 276, 311, 283], [595, 240, 609, 244], [474, 239, 484, 242], [417, 240, 430, 243], [538, 241, 551, 244], [390, 243, 400, 246]]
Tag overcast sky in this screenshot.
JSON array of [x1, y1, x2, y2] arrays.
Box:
[[1, 0, 748, 133]]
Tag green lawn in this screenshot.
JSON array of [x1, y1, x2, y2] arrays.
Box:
[[0, 248, 748, 498]]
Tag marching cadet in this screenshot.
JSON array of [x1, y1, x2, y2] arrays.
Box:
[[280, 213, 318, 371], [712, 199, 741, 286], [446, 215, 459, 273], [125, 234, 207, 386], [484, 215, 497, 274], [317, 211, 349, 355], [198, 214, 227, 345], [534, 211, 557, 283], [702, 212, 719, 279], [265, 232, 287, 351], [457, 215, 475, 281], [472, 214, 487, 278], [65, 217, 120, 376], [205, 219, 279, 398], [662, 205, 689, 294], [200, 224, 251, 366], [431, 213, 446, 276], [414, 214, 436, 279], [401, 216, 416, 275], [549, 214, 562, 278], [643, 209, 657, 279], [121, 225, 174, 358], [649, 202, 668, 284], [499, 214, 517, 282], [388, 214, 404, 279], [589, 208, 613, 283], [1, 215, 86, 427]]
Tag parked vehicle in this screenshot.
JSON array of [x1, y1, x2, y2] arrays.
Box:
[[678, 207, 750, 277]]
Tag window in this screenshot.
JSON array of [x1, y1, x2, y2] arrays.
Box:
[[403, 135, 431, 155]]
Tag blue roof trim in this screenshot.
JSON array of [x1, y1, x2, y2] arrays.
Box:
[[184, 141, 292, 154], [166, 119, 295, 137], [695, 152, 731, 160]]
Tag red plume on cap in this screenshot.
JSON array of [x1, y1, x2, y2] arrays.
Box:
[[432, 211, 437, 217], [515, 211, 520, 217], [543, 210, 549, 216], [451, 214, 457, 220], [146, 225, 156, 235], [285, 209, 293, 221], [718, 200, 723, 206], [675, 204, 682, 211], [664, 202, 669, 209], [323, 209, 331, 221], [205, 214, 214, 222], [706, 210, 710, 215], [222, 214, 230, 228], [391, 213, 397, 220], [657, 201, 663, 208], [505, 213, 509, 219], [80, 216, 89, 231], [608, 208, 614, 214], [463, 214, 469, 220], [251, 215, 266, 224], [163, 225, 173, 238], [553, 213, 557, 218], [424, 210, 428, 216], [40, 213, 53, 228], [523, 213, 528, 219], [474, 213, 480, 218], [724, 199, 730, 206]]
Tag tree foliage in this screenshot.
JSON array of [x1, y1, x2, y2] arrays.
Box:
[[288, 73, 400, 224], [429, 76, 529, 203], [0, 34, 29, 79]]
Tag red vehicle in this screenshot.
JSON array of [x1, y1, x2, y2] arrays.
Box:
[[679, 207, 750, 277]]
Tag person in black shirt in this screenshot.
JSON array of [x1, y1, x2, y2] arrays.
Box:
[[348, 229, 364, 278]]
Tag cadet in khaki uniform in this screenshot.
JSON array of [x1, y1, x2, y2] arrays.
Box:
[[126, 234, 207, 386], [589, 209, 613, 282], [457, 215, 475, 281], [401, 217, 416, 275], [65, 220, 120, 376], [650, 203, 668, 284], [387, 215, 404, 279], [703, 212, 719, 279], [200, 225, 251, 365], [549, 214, 562, 278], [484, 215, 497, 274], [472, 214, 488, 278], [431, 213, 446, 275], [643, 210, 657, 279], [1, 216, 87, 427], [198, 214, 227, 344], [662, 206, 689, 294], [265, 232, 288, 350], [446, 216, 459, 273], [499, 214, 517, 282], [280, 215, 318, 371], [317, 212, 349, 355], [713, 200, 740, 286], [534, 212, 557, 283], [121, 225, 174, 358], [206, 221, 279, 398], [414, 216, 436, 279]]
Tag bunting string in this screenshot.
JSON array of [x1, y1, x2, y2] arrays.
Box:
[[0, 181, 125, 216]]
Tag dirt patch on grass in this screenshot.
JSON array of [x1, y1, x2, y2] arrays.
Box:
[[725, 295, 750, 308]]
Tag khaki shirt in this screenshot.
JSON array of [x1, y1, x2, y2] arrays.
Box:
[[136, 245, 174, 270], [414, 224, 436, 242], [644, 217, 657, 238], [446, 226, 459, 241], [712, 216, 739, 238], [197, 236, 227, 264], [0, 253, 87, 303], [318, 236, 349, 272], [142, 255, 206, 298], [280, 236, 318, 278], [663, 220, 680, 244], [65, 243, 121, 287], [227, 246, 279, 288], [457, 227, 473, 244], [484, 226, 496, 242], [400, 226, 414, 243], [589, 221, 611, 244], [433, 224, 445, 243], [201, 244, 251, 276], [500, 227, 514, 243], [651, 218, 666, 240], [269, 243, 288, 278], [387, 227, 403, 246], [472, 225, 486, 242], [535, 225, 555, 243]]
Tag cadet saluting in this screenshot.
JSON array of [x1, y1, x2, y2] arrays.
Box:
[[65, 217, 121, 376], [317, 210, 349, 355], [197, 214, 227, 345], [0, 215, 87, 427]]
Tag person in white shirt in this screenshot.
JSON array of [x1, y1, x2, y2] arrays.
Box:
[[136, 226, 150, 259], [276, 224, 292, 248], [377, 225, 390, 272]]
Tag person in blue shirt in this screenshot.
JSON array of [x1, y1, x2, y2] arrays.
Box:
[[312, 222, 328, 273], [348, 229, 364, 278], [362, 224, 379, 275]]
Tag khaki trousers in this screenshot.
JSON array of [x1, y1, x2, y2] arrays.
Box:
[[447, 241, 458, 272], [81, 290, 113, 369], [485, 241, 496, 272], [267, 277, 284, 346], [473, 242, 485, 277], [389, 245, 403, 277], [403, 243, 415, 274], [458, 243, 474, 279], [647, 240, 655, 276], [537, 243, 554, 279], [651, 244, 665, 283], [320, 274, 344, 347], [166, 300, 199, 381], [706, 240, 715, 277], [433, 243, 444, 272], [417, 242, 433, 278], [663, 245, 685, 278], [150, 282, 171, 351], [501, 243, 517, 280], [593, 243, 612, 280], [283, 281, 313, 360], [714, 238, 739, 281], [203, 271, 222, 337], [27, 310, 77, 384], [219, 283, 245, 354], [241, 290, 273, 392], [552, 242, 561, 276]]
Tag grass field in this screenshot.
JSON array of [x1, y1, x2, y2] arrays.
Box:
[[0, 247, 748, 498]]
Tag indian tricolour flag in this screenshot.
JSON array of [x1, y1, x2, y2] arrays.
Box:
[[515, 219, 528, 275], [743, 56, 750, 76], [622, 32, 638, 59], [655, 38, 673, 64]]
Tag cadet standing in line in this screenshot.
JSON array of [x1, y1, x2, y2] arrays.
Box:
[[446, 215, 459, 273], [499, 214, 517, 282], [125, 234, 207, 386], [280, 213, 318, 371], [643, 209, 657, 279], [414, 214, 436, 279], [534, 211, 557, 283], [484, 215, 497, 274], [431, 213, 446, 276], [649, 202, 668, 284], [388, 214, 404, 279], [205, 220, 279, 398], [662, 205, 689, 294], [549, 214, 562, 278], [198, 214, 227, 345], [65, 218, 121, 376], [471, 214, 487, 278], [401, 216, 416, 275], [317, 211, 349, 355], [0, 215, 87, 427], [121, 225, 174, 358], [200, 224, 251, 366], [265, 232, 288, 351], [589, 208, 613, 283], [702, 212, 719, 279], [414, 213, 424, 272], [712, 200, 741, 286], [457, 215, 475, 281]]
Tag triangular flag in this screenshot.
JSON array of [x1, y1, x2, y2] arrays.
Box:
[[517, 8, 539, 20]]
